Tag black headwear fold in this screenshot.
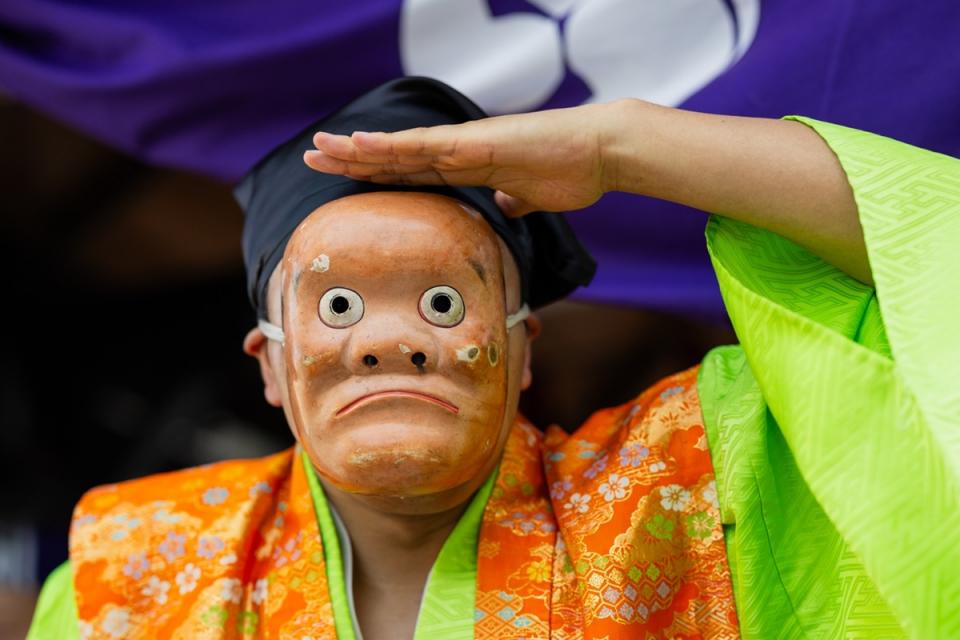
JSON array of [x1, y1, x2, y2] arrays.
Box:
[[236, 76, 596, 319]]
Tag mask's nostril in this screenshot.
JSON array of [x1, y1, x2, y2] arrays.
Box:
[[362, 354, 379, 368], [411, 352, 427, 368]]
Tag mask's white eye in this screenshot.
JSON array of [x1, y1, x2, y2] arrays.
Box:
[[419, 286, 465, 327], [318, 287, 364, 328]]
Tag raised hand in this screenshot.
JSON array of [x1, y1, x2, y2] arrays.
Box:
[[304, 103, 615, 217], [305, 98, 870, 283]]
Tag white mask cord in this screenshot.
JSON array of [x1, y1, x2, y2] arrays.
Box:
[[258, 319, 286, 344]]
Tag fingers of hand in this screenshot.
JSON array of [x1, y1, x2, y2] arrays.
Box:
[[311, 131, 421, 166], [367, 169, 450, 186], [353, 127, 460, 158], [313, 132, 361, 161], [494, 191, 536, 218], [308, 124, 498, 188], [303, 150, 387, 178], [305, 146, 439, 176], [303, 150, 452, 185]]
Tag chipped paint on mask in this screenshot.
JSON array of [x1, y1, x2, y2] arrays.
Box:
[[348, 449, 443, 467], [487, 343, 500, 366], [302, 354, 319, 366], [392, 450, 444, 465], [456, 344, 481, 363], [398, 343, 412, 354], [349, 451, 377, 466], [310, 254, 330, 273]]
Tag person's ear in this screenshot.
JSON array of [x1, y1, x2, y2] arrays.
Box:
[[243, 327, 283, 407], [520, 313, 541, 391]]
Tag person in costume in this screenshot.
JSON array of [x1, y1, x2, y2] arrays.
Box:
[[29, 77, 959, 639]]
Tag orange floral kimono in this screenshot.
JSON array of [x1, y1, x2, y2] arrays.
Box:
[[67, 366, 738, 638]]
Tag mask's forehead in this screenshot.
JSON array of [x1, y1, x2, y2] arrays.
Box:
[[282, 192, 505, 296], [257, 192, 531, 346]]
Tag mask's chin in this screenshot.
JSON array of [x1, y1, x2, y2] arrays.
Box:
[[295, 398, 510, 503]]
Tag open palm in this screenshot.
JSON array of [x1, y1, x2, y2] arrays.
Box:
[[304, 105, 611, 217]]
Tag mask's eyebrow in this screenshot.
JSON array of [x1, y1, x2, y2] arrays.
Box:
[[468, 259, 487, 286]]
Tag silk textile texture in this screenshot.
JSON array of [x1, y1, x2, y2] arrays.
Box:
[[699, 117, 960, 638], [53, 369, 737, 638]]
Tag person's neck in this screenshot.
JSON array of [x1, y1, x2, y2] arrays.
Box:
[[323, 482, 469, 585], [320, 481, 474, 639]]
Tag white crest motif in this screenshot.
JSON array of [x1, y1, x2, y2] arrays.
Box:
[[400, 0, 760, 113]]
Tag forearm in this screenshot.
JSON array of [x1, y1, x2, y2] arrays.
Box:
[[600, 100, 871, 284]]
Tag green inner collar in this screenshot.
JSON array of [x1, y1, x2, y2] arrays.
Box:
[[301, 450, 496, 639]]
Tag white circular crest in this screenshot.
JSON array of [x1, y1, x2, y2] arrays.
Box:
[[400, 0, 760, 113]]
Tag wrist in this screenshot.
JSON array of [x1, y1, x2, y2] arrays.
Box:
[[596, 98, 657, 194]]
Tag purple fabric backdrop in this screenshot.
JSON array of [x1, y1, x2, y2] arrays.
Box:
[[2, 0, 958, 317]]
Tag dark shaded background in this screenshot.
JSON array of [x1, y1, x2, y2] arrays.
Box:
[[0, 96, 734, 637]]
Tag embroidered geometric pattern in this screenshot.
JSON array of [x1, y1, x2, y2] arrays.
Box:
[[701, 118, 960, 638], [476, 366, 739, 638], [544, 367, 739, 638]]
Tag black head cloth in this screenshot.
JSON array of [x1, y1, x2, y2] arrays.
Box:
[[235, 76, 596, 320]]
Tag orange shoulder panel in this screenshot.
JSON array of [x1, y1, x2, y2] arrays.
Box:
[[476, 366, 739, 639], [70, 447, 338, 639]]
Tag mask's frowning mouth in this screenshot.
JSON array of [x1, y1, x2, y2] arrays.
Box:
[[336, 390, 460, 417]]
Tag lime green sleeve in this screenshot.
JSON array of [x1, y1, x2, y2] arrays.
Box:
[[698, 118, 960, 639], [26, 561, 81, 640]]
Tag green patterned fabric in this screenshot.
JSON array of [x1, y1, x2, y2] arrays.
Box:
[[26, 561, 79, 640], [303, 449, 359, 640], [413, 466, 496, 640], [699, 117, 960, 639]]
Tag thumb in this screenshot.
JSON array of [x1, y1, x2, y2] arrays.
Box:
[[494, 191, 537, 218]]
